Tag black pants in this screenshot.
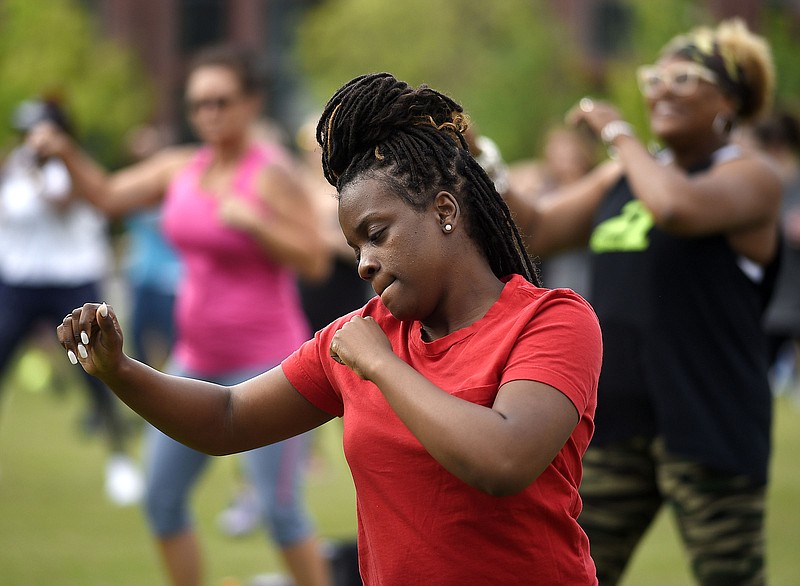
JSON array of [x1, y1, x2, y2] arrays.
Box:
[[0, 280, 128, 452]]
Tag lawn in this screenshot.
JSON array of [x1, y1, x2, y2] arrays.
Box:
[[0, 348, 798, 585]]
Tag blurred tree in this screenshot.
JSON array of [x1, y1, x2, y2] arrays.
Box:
[[294, 0, 587, 163], [763, 4, 800, 112], [0, 0, 154, 166], [295, 0, 800, 164]]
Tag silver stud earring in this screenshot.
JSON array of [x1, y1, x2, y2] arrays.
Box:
[[444, 223, 453, 232]]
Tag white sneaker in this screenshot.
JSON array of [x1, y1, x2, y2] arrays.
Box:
[[217, 484, 262, 537], [105, 454, 144, 506], [248, 574, 294, 586]]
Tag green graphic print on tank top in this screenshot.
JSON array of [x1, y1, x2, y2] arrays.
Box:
[[589, 200, 654, 253]]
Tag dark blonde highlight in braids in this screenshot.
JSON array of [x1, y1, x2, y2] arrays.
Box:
[[316, 73, 540, 285]]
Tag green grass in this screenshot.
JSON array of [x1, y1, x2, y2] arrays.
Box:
[[0, 349, 798, 585], [620, 390, 800, 586], [0, 349, 357, 586]]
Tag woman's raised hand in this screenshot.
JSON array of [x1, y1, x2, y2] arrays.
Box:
[[57, 302, 126, 378], [26, 120, 72, 159], [565, 97, 624, 138]]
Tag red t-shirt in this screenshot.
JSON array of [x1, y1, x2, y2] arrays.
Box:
[[282, 274, 602, 585]]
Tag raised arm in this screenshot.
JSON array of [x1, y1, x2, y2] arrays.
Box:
[[503, 158, 622, 257], [58, 303, 333, 455], [28, 121, 194, 218], [523, 159, 622, 257], [216, 160, 332, 282], [568, 100, 782, 263]]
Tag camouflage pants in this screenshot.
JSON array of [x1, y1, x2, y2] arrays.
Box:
[[579, 437, 766, 586]]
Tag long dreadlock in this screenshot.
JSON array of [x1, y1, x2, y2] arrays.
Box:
[[317, 72, 540, 285]]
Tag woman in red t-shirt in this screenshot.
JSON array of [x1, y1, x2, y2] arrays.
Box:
[[58, 72, 602, 585]]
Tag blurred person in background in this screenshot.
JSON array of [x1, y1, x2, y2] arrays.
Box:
[[508, 125, 599, 296], [296, 114, 372, 334], [740, 110, 800, 400], [504, 19, 780, 585], [120, 123, 182, 371], [293, 115, 370, 586], [32, 45, 332, 586], [57, 71, 603, 586], [0, 98, 143, 507]]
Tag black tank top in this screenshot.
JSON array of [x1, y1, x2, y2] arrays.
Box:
[[588, 146, 775, 482]]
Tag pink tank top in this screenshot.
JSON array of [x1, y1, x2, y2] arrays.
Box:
[[162, 143, 311, 376]]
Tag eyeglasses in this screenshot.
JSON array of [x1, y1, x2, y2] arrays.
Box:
[[636, 62, 718, 99], [186, 95, 240, 115]]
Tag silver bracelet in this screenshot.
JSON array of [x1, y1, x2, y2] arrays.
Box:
[[600, 120, 635, 146]]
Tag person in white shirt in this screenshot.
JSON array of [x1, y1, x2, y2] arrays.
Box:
[[0, 99, 143, 506]]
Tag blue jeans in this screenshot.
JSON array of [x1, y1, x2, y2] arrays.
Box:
[[128, 282, 176, 365], [143, 363, 314, 547]]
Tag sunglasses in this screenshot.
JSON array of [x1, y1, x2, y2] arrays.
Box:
[[186, 95, 240, 115], [636, 62, 718, 99]]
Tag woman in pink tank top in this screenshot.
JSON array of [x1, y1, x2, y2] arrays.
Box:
[[33, 45, 332, 586]]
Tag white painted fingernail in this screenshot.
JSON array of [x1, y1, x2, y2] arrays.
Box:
[[99, 303, 108, 318], [67, 350, 78, 365], [81, 331, 89, 345], [77, 344, 88, 359]]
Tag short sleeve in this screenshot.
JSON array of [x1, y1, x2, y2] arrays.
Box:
[[282, 320, 347, 417], [504, 290, 602, 416]]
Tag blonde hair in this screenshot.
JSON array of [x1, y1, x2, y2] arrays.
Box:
[[661, 18, 775, 122]]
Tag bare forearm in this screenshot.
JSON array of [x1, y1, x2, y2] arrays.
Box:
[[528, 160, 622, 257], [101, 355, 237, 455], [613, 136, 688, 222], [52, 138, 186, 217], [368, 356, 536, 495], [59, 143, 114, 211], [248, 219, 332, 282]]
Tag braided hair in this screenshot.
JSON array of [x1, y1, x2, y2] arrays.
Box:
[[317, 73, 540, 285]]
